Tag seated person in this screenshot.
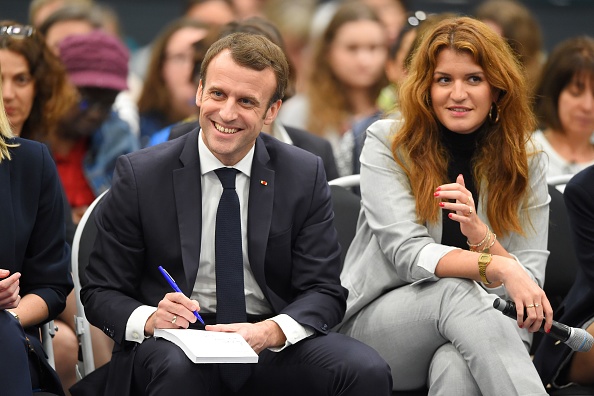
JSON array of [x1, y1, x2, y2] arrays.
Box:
[[533, 164, 594, 388], [336, 17, 552, 394], [80, 32, 392, 396], [0, 74, 73, 396], [150, 17, 339, 181], [51, 29, 139, 224]]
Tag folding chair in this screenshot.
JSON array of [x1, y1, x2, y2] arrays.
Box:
[[71, 190, 108, 380]]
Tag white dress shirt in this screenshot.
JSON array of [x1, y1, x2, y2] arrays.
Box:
[[126, 130, 313, 350]]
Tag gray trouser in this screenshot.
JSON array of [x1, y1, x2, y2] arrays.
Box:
[[339, 278, 547, 396]]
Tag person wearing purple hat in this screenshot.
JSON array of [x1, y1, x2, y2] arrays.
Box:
[[51, 29, 139, 225]]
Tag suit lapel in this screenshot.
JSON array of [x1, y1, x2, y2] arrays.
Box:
[[173, 129, 202, 292], [247, 136, 274, 292]]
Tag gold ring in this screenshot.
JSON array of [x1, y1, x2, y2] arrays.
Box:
[[468, 207, 473, 215], [466, 196, 471, 205], [526, 304, 535, 309], [171, 315, 177, 324], [534, 303, 540, 308]]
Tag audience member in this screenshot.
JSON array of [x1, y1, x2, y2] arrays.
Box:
[[29, 0, 93, 28], [337, 17, 552, 394], [54, 29, 139, 223], [150, 17, 339, 180], [475, 0, 545, 96], [361, 0, 407, 46], [0, 67, 73, 396], [278, 1, 388, 177], [533, 164, 594, 388], [136, 18, 211, 147], [532, 36, 594, 180], [80, 32, 392, 395], [184, 0, 237, 25], [38, 3, 141, 137]]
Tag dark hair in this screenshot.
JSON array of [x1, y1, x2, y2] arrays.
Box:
[[200, 32, 289, 107], [215, 16, 297, 100], [0, 20, 78, 140], [535, 36, 594, 132]]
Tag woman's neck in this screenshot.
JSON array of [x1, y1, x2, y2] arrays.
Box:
[[544, 128, 594, 163]]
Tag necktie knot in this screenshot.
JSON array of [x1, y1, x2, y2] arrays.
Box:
[[215, 168, 238, 189]]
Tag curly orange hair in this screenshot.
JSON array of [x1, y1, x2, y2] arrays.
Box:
[[392, 17, 537, 236]]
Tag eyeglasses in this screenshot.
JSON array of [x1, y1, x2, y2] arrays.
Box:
[[0, 25, 35, 39], [406, 11, 427, 28]]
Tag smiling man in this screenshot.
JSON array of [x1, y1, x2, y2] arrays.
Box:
[[81, 32, 392, 396]]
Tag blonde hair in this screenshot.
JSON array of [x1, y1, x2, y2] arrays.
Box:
[[393, 17, 536, 236], [0, 74, 18, 162]]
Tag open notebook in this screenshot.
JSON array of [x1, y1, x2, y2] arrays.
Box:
[[154, 329, 259, 364]]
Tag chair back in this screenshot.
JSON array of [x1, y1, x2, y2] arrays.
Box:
[[71, 190, 108, 379]]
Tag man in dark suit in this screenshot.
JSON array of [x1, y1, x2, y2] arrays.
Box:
[[81, 32, 392, 395], [533, 165, 594, 388]]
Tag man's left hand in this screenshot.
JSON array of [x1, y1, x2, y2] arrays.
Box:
[[205, 320, 287, 353]]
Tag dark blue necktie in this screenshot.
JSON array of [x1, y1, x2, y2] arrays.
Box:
[[214, 168, 250, 391]]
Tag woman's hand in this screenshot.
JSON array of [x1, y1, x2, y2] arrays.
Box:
[[0, 270, 21, 310], [434, 174, 485, 243], [490, 256, 553, 333]]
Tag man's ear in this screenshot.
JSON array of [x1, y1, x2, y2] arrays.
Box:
[[196, 80, 203, 107], [263, 100, 282, 125]]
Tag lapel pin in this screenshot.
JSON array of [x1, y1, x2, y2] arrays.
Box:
[[260, 180, 268, 186]]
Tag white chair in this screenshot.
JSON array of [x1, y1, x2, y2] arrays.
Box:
[[71, 190, 108, 380], [41, 321, 57, 369], [328, 174, 361, 188]]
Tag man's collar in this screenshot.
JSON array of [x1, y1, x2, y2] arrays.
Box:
[[197, 129, 254, 177]]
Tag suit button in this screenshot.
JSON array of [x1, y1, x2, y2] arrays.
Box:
[[321, 324, 328, 331]]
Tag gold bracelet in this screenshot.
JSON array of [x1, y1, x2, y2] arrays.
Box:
[[482, 232, 497, 253], [467, 225, 489, 249], [478, 253, 493, 285]]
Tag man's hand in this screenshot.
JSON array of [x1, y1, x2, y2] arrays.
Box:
[[206, 320, 287, 354], [144, 292, 201, 336], [0, 270, 21, 310]]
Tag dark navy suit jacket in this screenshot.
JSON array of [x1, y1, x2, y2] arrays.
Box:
[[1, 138, 72, 327], [533, 165, 594, 386], [81, 128, 346, 393]]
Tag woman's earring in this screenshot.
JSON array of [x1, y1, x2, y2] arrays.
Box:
[[489, 102, 500, 123]]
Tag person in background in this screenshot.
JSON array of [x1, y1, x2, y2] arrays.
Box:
[[184, 0, 237, 25], [475, 0, 545, 96], [533, 164, 594, 388], [81, 31, 392, 396], [532, 36, 594, 181], [0, 65, 73, 396], [151, 16, 339, 181], [337, 17, 551, 394], [0, 22, 81, 394], [278, 1, 388, 177], [38, 3, 141, 137], [28, 0, 93, 28], [53, 29, 139, 224], [137, 18, 211, 147]]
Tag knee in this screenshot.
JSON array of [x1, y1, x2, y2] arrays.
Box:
[[337, 339, 393, 390]]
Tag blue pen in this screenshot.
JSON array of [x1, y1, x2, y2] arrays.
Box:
[[158, 266, 205, 325]]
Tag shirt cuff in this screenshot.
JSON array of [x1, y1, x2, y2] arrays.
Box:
[[125, 305, 157, 343], [267, 314, 314, 352]]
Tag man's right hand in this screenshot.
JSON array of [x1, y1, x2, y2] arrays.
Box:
[[144, 292, 200, 336]]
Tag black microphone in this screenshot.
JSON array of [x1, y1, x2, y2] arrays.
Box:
[[493, 298, 593, 352]]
